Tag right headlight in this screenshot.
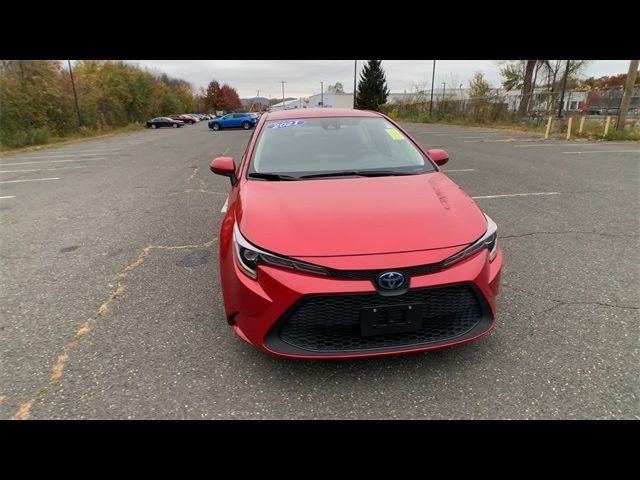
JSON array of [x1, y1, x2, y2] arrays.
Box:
[[443, 214, 498, 267]]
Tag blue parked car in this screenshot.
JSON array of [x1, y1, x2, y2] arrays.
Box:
[[208, 113, 257, 131]]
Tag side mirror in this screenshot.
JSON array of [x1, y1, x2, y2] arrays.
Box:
[[210, 156, 237, 185], [427, 148, 449, 166]]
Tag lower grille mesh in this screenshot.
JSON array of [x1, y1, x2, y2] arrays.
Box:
[[278, 284, 484, 352]]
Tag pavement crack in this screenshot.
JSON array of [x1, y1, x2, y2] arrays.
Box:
[[168, 188, 226, 197], [12, 237, 218, 420], [501, 231, 638, 240], [502, 284, 639, 311]]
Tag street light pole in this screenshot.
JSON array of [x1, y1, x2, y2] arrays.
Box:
[[281, 81, 286, 109], [353, 60, 357, 109], [67, 60, 82, 128], [320, 81, 324, 108], [429, 60, 436, 115]]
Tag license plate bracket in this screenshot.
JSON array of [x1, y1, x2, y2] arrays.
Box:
[[360, 303, 423, 337]]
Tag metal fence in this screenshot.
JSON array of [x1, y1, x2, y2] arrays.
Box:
[[382, 92, 567, 125], [382, 89, 640, 126]]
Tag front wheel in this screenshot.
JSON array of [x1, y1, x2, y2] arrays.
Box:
[[173, 123, 179, 128], [212, 123, 220, 131], [151, 124, 157, 129], [242, 121, 250, 130]]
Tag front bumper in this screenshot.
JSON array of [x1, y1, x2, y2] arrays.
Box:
[[219, 234, 502, 359]]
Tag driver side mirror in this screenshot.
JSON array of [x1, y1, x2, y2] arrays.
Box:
[[427, 149, 449, 166], [210, 156, 238, 185]]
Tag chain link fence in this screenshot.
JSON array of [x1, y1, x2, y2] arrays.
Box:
[[381, 90, 640, 136]]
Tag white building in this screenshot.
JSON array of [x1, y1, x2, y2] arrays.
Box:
[[268, 98, 305, 111], [307, 92, 354, 109]]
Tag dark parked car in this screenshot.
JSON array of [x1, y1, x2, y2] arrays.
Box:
[[146, 117, 184, 129], [169, 115, 196, 124], [583, 106, 607, 115], [208, 112, 257, 131], [606, 108, 620, 116]]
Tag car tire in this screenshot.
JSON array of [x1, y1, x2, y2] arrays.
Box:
[[173, 123, 178, 128], [242, 121, 250, 130], [212, 123, 220, 131], [151, 124, 157, 129]]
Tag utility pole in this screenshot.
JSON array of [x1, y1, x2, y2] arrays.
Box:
[[67, 60, 82, 128], [557, 60, 570, 118], [320, 81, 324, 108], [429, 60, 436, 115], [281, 81, 286, 109], [353, 60, 357, 109], [616, 59, 639, 130]]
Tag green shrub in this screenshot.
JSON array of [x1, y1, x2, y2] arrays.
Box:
[[0, 127, 51, 148], [600, 128, 640, 141], [30, 127, 51, 145]]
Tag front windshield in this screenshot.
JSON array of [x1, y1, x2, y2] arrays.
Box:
[[248, 116, 436, 178]]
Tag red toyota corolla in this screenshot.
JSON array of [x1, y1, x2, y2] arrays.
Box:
[[209, 108, 502, 359]]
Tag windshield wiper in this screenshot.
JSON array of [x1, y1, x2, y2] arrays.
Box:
[[247, 172, 297, 181], [298, 170, 419, 179]]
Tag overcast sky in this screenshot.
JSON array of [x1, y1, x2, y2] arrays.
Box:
[[127, 60, 631, 99]]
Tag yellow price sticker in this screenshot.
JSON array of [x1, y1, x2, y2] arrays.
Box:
[[385, 128, 405, 140]]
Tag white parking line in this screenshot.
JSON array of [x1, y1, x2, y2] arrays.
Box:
[[34, 148, 122, 154], [0, 196, 16, 199], [0, 153, 109, 161], [0, 166, 86, 173], [472, 192, 560, 199], [514, 143, 633, 148], [562, 150, 639, 155], [221, 197, 228, 213], [0, 157, 106, 166], [0, 177, 60, 184], [443, 169, 475, 172]]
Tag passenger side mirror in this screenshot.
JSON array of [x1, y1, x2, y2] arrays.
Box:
[[427, 149, 449, 166], [210, 156, 238, 185]]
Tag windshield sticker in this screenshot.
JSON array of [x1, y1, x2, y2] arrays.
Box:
[[385, 128, 405, 140], [266, 120, 305, 129]]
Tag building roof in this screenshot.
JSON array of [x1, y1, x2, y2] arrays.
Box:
[[266, 108, 381, 121]]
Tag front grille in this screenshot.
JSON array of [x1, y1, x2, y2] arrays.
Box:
[[328, 262, 443, 280], [266, 283, 491, 355]]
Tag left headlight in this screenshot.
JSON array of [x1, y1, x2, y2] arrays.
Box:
[[233, 223, 329, 280], [443, 214, 498, 267]]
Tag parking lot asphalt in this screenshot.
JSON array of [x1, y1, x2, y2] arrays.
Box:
[[0, 121, 638, 419]]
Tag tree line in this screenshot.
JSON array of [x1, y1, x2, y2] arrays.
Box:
[[0, 60, 244, 149]]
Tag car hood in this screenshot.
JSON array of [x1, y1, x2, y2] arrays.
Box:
[[235, 172, 487, 257]]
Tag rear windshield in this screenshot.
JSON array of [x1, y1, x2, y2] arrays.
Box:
[[248, 116, 436, 176]]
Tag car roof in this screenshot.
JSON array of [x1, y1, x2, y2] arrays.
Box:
[[266, 108, 382, 121]]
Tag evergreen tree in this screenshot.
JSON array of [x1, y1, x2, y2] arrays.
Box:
[[355, 60, 390, 111]]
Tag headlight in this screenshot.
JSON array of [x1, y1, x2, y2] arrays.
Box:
[[443, 214, 498, 267], [233, 223, 329, 279]]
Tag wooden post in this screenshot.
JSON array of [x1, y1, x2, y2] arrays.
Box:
[[566, 116, 573, 140], [604, 116, 611, 137], [579, 116, 585, 134], [545, 115, 553, 139]]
